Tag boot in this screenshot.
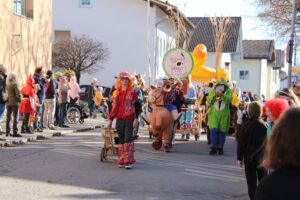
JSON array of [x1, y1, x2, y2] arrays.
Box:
[[21, 126, 25, 133], [25, 126, 33, 134], [123, 142, 135, 169], [218, 148, 224, 155], [209, 147, 217, 155], [117, 144, 125, 167]]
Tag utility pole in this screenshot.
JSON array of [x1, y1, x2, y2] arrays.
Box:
[[147, 0, 151, 85], [288, 0, 297, 87]]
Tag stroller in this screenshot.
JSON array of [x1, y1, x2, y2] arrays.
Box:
[[66, 98, 89, 124]]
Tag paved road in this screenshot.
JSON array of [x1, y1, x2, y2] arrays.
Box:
[[0, 129, 249, 200]]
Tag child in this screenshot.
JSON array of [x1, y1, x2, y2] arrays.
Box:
[[93, 87, 108, 118], [235, 100, 247, 141]]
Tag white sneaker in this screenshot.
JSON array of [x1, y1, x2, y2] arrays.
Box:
[[118, 164, 125, 168], [125, 164, 132, 169]]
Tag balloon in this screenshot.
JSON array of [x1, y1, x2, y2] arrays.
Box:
[[191, 44, 229, 83]]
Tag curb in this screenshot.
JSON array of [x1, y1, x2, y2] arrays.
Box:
[[0, 124, 103, 148]]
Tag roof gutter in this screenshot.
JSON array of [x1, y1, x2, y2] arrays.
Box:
[[144, 0, 195, 30]]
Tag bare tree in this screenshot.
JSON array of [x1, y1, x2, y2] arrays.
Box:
[[53, 35, 109, 83], [167, 9, 194, 48], [253, 0, 300, 37], [210, 17, 232, 71]]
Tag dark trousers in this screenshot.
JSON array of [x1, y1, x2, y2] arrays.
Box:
[[59, 102, 68, 126], [116, 119, 134, 144], [22, 113, 30, 130], [6, 105, 19, 134], [54, 103, 60, 125], [244, 162, 266, 200]]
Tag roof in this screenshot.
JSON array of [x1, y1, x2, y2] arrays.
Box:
[[243, 40, 275, 62], [186, 17, 242, 52], [144, 0, 195, 29]]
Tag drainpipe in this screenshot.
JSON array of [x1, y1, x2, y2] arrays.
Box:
[[147, 0, 151, 86], [287, 0, 297, 87]]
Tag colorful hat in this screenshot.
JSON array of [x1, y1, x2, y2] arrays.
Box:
[[119, 72, 131, 78], [54, 71, 63, 78]]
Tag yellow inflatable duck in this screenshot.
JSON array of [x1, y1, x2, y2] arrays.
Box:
[[191, 44, 228, 83]]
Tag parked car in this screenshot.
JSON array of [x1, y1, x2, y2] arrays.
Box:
[[79, 85, 111, 102]]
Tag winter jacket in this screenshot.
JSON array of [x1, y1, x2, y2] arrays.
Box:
[[45, 79, 57, 99], [255, 169, 300, 200], [0, 73, 7, 103], [6, 82, 21, 106], [109, 89, 140, 120], [58, 84, 70, 104], [237, 118, 267, 163], [88, 85, 96, 100], [33, 73, 46, 99]]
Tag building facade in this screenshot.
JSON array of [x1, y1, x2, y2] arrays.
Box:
[[231, 40, 281, 99], [0, 0, 52, 84], [53, 0, 192, 86]]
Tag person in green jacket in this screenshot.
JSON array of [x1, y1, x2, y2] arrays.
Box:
[[207, 79, 232, 155]]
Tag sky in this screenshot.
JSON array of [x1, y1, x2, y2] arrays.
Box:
[[167, 0, 287, 49]]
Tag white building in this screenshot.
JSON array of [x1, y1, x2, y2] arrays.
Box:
[[53, 0, 193, 86], [231, 40, 282, 99]]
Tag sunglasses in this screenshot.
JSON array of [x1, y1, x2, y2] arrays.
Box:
[[120, 77, 129, 81]]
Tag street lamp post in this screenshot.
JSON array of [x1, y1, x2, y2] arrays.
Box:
[[288, 0, 297, 87]]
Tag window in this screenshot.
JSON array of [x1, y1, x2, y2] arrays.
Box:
[[80, 0, 92, 7], [54, 30, 71, 44], [14, 0, 33, 18], [239, 70, 250, 80], [224, 62, 230, 70]]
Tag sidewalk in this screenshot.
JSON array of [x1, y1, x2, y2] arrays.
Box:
[[0, 117, 105, 148]]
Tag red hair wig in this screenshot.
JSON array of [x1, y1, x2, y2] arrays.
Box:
[[115, 79, 132, 90], [264, 98, 290, 120]]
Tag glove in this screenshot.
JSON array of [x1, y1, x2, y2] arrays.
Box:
[[133, 118, 139, 128], [106, 120, 112, 129]]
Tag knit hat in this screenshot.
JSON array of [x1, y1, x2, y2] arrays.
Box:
[[247, 101, 262, 118], [54, 71, 63, 78]]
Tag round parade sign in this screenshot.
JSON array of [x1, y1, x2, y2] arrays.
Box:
[[162, 48, 194, 79]]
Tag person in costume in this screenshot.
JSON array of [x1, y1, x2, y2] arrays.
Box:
[[207, 79, 233, 155], [107, 72, 141, 169], [19, 75, 36, 134], [264, 98, 289, 137], [180, 76, 197, 140], [69, 76, 80, 104]]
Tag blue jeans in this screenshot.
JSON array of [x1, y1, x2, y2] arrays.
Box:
[[59, 102, 68, 126], [210, 128, 226, 149], [34, 97, 44, 128], [0, 103, 6, 122], [88, 100, 95, 116]]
